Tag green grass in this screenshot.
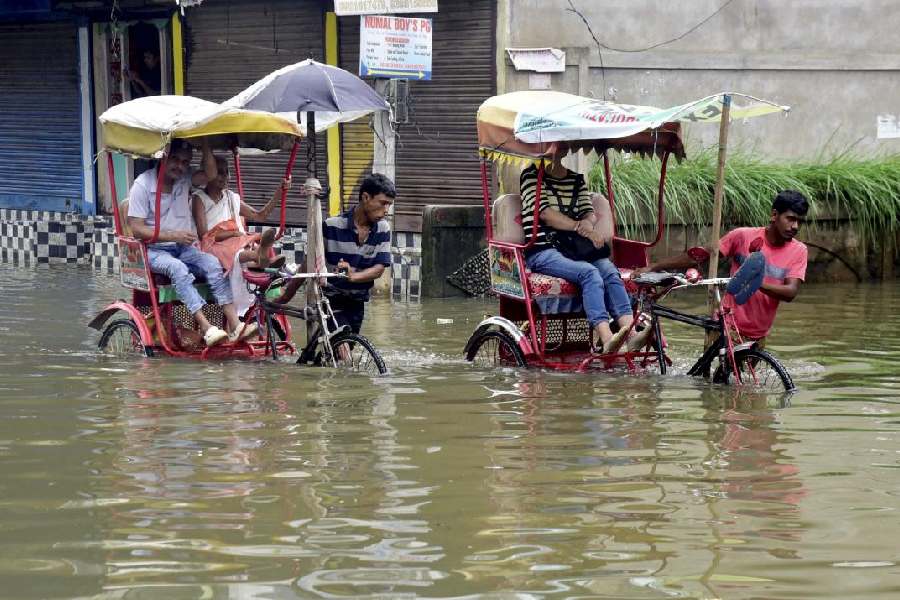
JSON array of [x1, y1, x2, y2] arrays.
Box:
[[587, 151, 900, 244]]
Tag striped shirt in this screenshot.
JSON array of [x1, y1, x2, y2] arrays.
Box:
[[324, 209, 392, 300], [520, 165, 594, 255]]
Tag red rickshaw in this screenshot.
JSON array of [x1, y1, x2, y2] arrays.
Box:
[[464, 91, 794, 392], [88, 96, 387, 374]]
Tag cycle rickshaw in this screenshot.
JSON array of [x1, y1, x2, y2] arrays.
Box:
[[464, 91, 794, 392], [88, 95, 386, 374]]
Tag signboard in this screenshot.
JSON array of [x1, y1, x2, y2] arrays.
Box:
[[877, 114, 900, 139], [359, 15, 432, 80], [336, 0, 437, 16]]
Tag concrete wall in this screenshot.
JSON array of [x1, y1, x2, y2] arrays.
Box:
[[501, 0, 900, 159]]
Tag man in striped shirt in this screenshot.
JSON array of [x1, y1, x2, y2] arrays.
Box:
[[321, 173, 395, 333]]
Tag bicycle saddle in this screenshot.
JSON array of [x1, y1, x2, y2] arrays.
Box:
[[241, 269, 274, 288]]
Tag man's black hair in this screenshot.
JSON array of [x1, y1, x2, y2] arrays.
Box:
[[772, 189, 809, 216], [168, 138, 193, 156], [359, 173, 396, 202]]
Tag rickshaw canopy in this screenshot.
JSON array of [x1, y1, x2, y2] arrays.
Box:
[[477, 91, 789, 164], [99, 95, 303, 158]]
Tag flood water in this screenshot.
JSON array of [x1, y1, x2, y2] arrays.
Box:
[[1, 262, 898, 599]]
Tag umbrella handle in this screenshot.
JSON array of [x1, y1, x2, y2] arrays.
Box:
[[277, 140, 300, 241]]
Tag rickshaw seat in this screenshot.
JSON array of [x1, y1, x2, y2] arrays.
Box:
[[241, 269, 273, 288], [151, 272, 208, 286], [492, 194, 525, 243], [492, 193, 618, 314]]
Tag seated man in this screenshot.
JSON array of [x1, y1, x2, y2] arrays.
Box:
[[274, 173, 395, 335], [127, 139, 252, 346], [634, 189, 810, 345]]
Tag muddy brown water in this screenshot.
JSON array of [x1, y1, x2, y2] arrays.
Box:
[[1, 263, 898, 599]]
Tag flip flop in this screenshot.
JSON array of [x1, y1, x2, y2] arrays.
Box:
[[727, 251, 766, 305]]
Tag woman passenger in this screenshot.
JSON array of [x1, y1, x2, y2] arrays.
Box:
[[520, 157, 650, 354], [192, 155, 291, 322]]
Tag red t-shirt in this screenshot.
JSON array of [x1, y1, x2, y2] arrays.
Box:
[[719, 227, 808, 339]]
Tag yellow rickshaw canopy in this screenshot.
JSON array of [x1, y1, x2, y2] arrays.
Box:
[[99, 95, 303, 158]]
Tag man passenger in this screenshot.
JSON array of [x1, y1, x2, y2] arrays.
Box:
[[127, 139, 252, 346], [634, 189, 810, 344]]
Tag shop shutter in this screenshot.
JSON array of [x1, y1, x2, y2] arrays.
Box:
[[337, 0, 496, 232], [184, 0, 327, 225], [0, 22, 82, 213], [393, 0, 496, 231]]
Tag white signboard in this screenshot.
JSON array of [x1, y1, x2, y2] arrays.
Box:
[[876, 114, 900, 139], [359, 15, 432, 80], [507, 48, 566, 73], [336, 0, 437, 16]]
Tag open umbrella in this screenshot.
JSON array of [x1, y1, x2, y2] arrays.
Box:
[[226, 59, 390, 336], [224, 59, 389, 126]]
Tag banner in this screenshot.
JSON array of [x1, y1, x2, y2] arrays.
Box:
[[336, 0, 437, 16], [514, 93, 789, 143]]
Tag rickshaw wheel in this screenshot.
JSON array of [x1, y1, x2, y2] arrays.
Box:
[[98, 319, 153, 357], [466, 330, 526, 368], [713, 348, 793, 392], [328, 332, 387, 375]]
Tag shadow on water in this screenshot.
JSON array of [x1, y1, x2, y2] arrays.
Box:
[[0, 264, 899, 598]]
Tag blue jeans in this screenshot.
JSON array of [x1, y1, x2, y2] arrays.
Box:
[[148, 244, 232, 315], [525, 248, 631, 327]]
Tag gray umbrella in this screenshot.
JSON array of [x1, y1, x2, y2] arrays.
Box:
[[226, 58, 389, 114], [225, 60, 390, 340]]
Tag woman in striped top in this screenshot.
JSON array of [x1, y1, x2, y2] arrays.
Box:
[[520, 159, 646, 354]]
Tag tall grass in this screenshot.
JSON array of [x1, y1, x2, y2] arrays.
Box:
[[587, 150, 900, 244]]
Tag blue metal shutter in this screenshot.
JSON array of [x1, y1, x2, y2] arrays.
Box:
[[0, 22, 82, 213]]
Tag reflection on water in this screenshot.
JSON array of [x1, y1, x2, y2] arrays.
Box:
[[0, 263, 899, 598]]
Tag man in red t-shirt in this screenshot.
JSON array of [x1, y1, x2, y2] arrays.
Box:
[[635, 190, 809, 342]]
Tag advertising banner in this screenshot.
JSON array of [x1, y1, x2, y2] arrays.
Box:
[[335, 0, 437, 16], [514, 93, 790, 143]]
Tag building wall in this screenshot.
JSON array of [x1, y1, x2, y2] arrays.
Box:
[[503, 0, 900, 158]]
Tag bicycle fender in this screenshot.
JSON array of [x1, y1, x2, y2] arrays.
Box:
[[732, 341, 758, 353], [88, 302, 154, 347], [465, 316, 534, 357]]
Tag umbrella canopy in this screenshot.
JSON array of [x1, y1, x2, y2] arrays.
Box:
[[477, 91, 789, 163], [224, 59, 389, 122]]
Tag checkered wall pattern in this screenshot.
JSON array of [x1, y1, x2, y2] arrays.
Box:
[[3, 210, 423, 300]]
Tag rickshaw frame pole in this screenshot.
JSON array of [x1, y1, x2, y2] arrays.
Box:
[[149, 153, 167, 245], [107, 153, 121, 237], [707, 94, 732, 305], [232, 147, 244, 201], [277, 140, 301, 241]]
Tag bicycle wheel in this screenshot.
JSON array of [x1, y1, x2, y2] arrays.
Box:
[[329, 332, 388, 375], [714, 348, 794, 392], [98, 319, 153, 357], [465, 330, 527, 368]]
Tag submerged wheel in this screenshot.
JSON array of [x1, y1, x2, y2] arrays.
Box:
[[465, 330, 527, 368], [98, 319, 152, 357], [713, 348, 793, 392], [327, 332, 387, 375]]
